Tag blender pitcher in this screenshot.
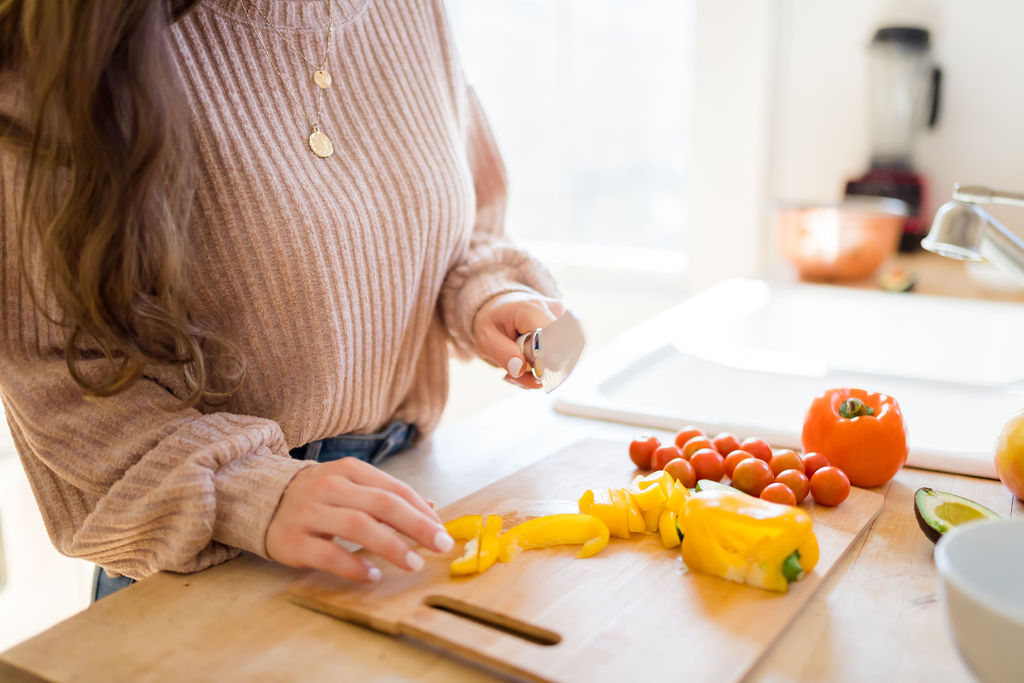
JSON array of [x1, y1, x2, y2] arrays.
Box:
[[846, 26, 942, 251]]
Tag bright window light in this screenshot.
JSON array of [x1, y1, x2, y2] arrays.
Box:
[[446, 0, 695, 266]]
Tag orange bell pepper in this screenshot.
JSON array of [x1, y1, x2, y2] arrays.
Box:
[[802, 387, 908, 488]]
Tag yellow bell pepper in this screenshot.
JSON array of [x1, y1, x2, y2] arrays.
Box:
[[444, 514, 484, 576], [477, 515, 503, 573], [613, 488, 645, 534], [499, 513, 610, 562], [444, 514, 482, 541], [579, 488, 630, 539], [443, 514, 501, 576], [638, 470, 674, 496], [641, 505, 662, 533], [664, 482, 690, 515], [681, 490, 820, 593], [628, 475, 668, 511], [449, 536, 481, 576], [658, 508, 682, 548]]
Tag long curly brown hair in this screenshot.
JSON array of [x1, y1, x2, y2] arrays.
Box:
[[0, 0, 241, 407]]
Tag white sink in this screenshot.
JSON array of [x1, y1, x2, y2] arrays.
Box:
[[556, 279, 1024, 479]]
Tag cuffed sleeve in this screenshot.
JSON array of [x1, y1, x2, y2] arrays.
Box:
[[1, 354, 313, 579]]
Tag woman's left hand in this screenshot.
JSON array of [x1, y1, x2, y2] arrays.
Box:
[[473, 291, 564, 389]]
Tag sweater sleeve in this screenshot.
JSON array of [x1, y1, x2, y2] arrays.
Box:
[[439, 87, 561, 356], [0, 146, 312, 582]]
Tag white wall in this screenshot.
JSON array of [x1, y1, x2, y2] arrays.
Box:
[[769, 0, 1024, 220]]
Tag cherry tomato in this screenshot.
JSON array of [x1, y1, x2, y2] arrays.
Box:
[[674, 426, 705, 449], [810, 466, 851, 506], [664, 457, 697, 488], [740, 437, 773, 463], [724, 449, 753, 477], [802, 451, 830, 479], [629, 436, 661, 469], [690, 448, 726, 482], [712, 432, 741, 457], [682, 436, 714, 460], [769, 449, 805, 477], [731, 457, 773, 497], [760, 482, 797, 506], [651, 444, 684, 471], [774, 469, 810, 503]]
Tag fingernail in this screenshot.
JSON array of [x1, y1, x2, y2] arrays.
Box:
[[367, 566, 382, 582], [406, 551, 424, 572], [434, 529, 455, 552], [507, 357, 523, 378]]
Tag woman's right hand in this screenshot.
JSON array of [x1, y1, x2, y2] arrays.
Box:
[[265, 457, 453, 582]]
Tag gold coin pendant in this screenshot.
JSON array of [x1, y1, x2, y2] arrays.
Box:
[[309, 130, 334, 158], [313, 69, 332, 89]]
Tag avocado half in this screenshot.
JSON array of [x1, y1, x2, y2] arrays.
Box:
[[914, 487, 1001, 544]]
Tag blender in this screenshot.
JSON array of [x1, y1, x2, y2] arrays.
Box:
[[845, 26, 942, 251]]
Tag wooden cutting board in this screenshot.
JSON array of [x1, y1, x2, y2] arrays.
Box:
[[287, 438, 883, 682]]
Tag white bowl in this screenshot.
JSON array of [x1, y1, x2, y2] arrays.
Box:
[[934, 518, 1024, 683]]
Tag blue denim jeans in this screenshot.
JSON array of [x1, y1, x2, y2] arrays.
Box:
[[92, 420, 418, 602]]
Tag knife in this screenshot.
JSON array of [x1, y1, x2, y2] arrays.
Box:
[[515, 311, 585, 393]]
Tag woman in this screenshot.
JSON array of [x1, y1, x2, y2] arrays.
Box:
[[0, 0, 562, 599]]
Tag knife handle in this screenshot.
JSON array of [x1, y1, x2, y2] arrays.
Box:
[[515, 328, 543, 379]]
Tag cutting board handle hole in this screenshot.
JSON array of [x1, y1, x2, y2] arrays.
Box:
[[424, 595, 561, 646]]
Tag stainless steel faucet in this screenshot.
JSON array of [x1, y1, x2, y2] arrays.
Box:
[[922, 184, 1024, 285]]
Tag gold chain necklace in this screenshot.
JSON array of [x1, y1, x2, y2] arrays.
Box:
[[242, 0, 336, 158]]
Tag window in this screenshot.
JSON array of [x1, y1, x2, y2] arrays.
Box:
[[446, 0, 695, 271]]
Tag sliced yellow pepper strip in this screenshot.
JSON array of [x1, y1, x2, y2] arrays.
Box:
[[681, 489, 820, 593], [608, 488, 634, 539], [664, 482, 690, 515], [638, 470, 674, 496], [582, 488, 629, 539], [498, 513, 610, 563], [628, 475, 668, 511], [450, 536, 480, 576], [444, 514, 482, 541], [477, 514, 503, 573], [623, 490, 646, 534], [658, 508, 681, 548], [641, 504, 662, 533]]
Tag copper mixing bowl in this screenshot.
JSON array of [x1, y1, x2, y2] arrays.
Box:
[[776, 197, 909, 281]]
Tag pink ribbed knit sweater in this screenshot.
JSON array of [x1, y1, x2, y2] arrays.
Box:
[[0, 0, 556, 579]]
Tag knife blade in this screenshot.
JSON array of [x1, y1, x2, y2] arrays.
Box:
[[515, 311, 585, 393]]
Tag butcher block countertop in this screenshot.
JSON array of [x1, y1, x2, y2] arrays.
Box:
[[4, 255, 1024, 682], [3, 391, 1023, 683]]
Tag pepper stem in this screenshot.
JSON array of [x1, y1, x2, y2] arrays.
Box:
[[782, 550, 804, 584], [839, 397, 875, 419]]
